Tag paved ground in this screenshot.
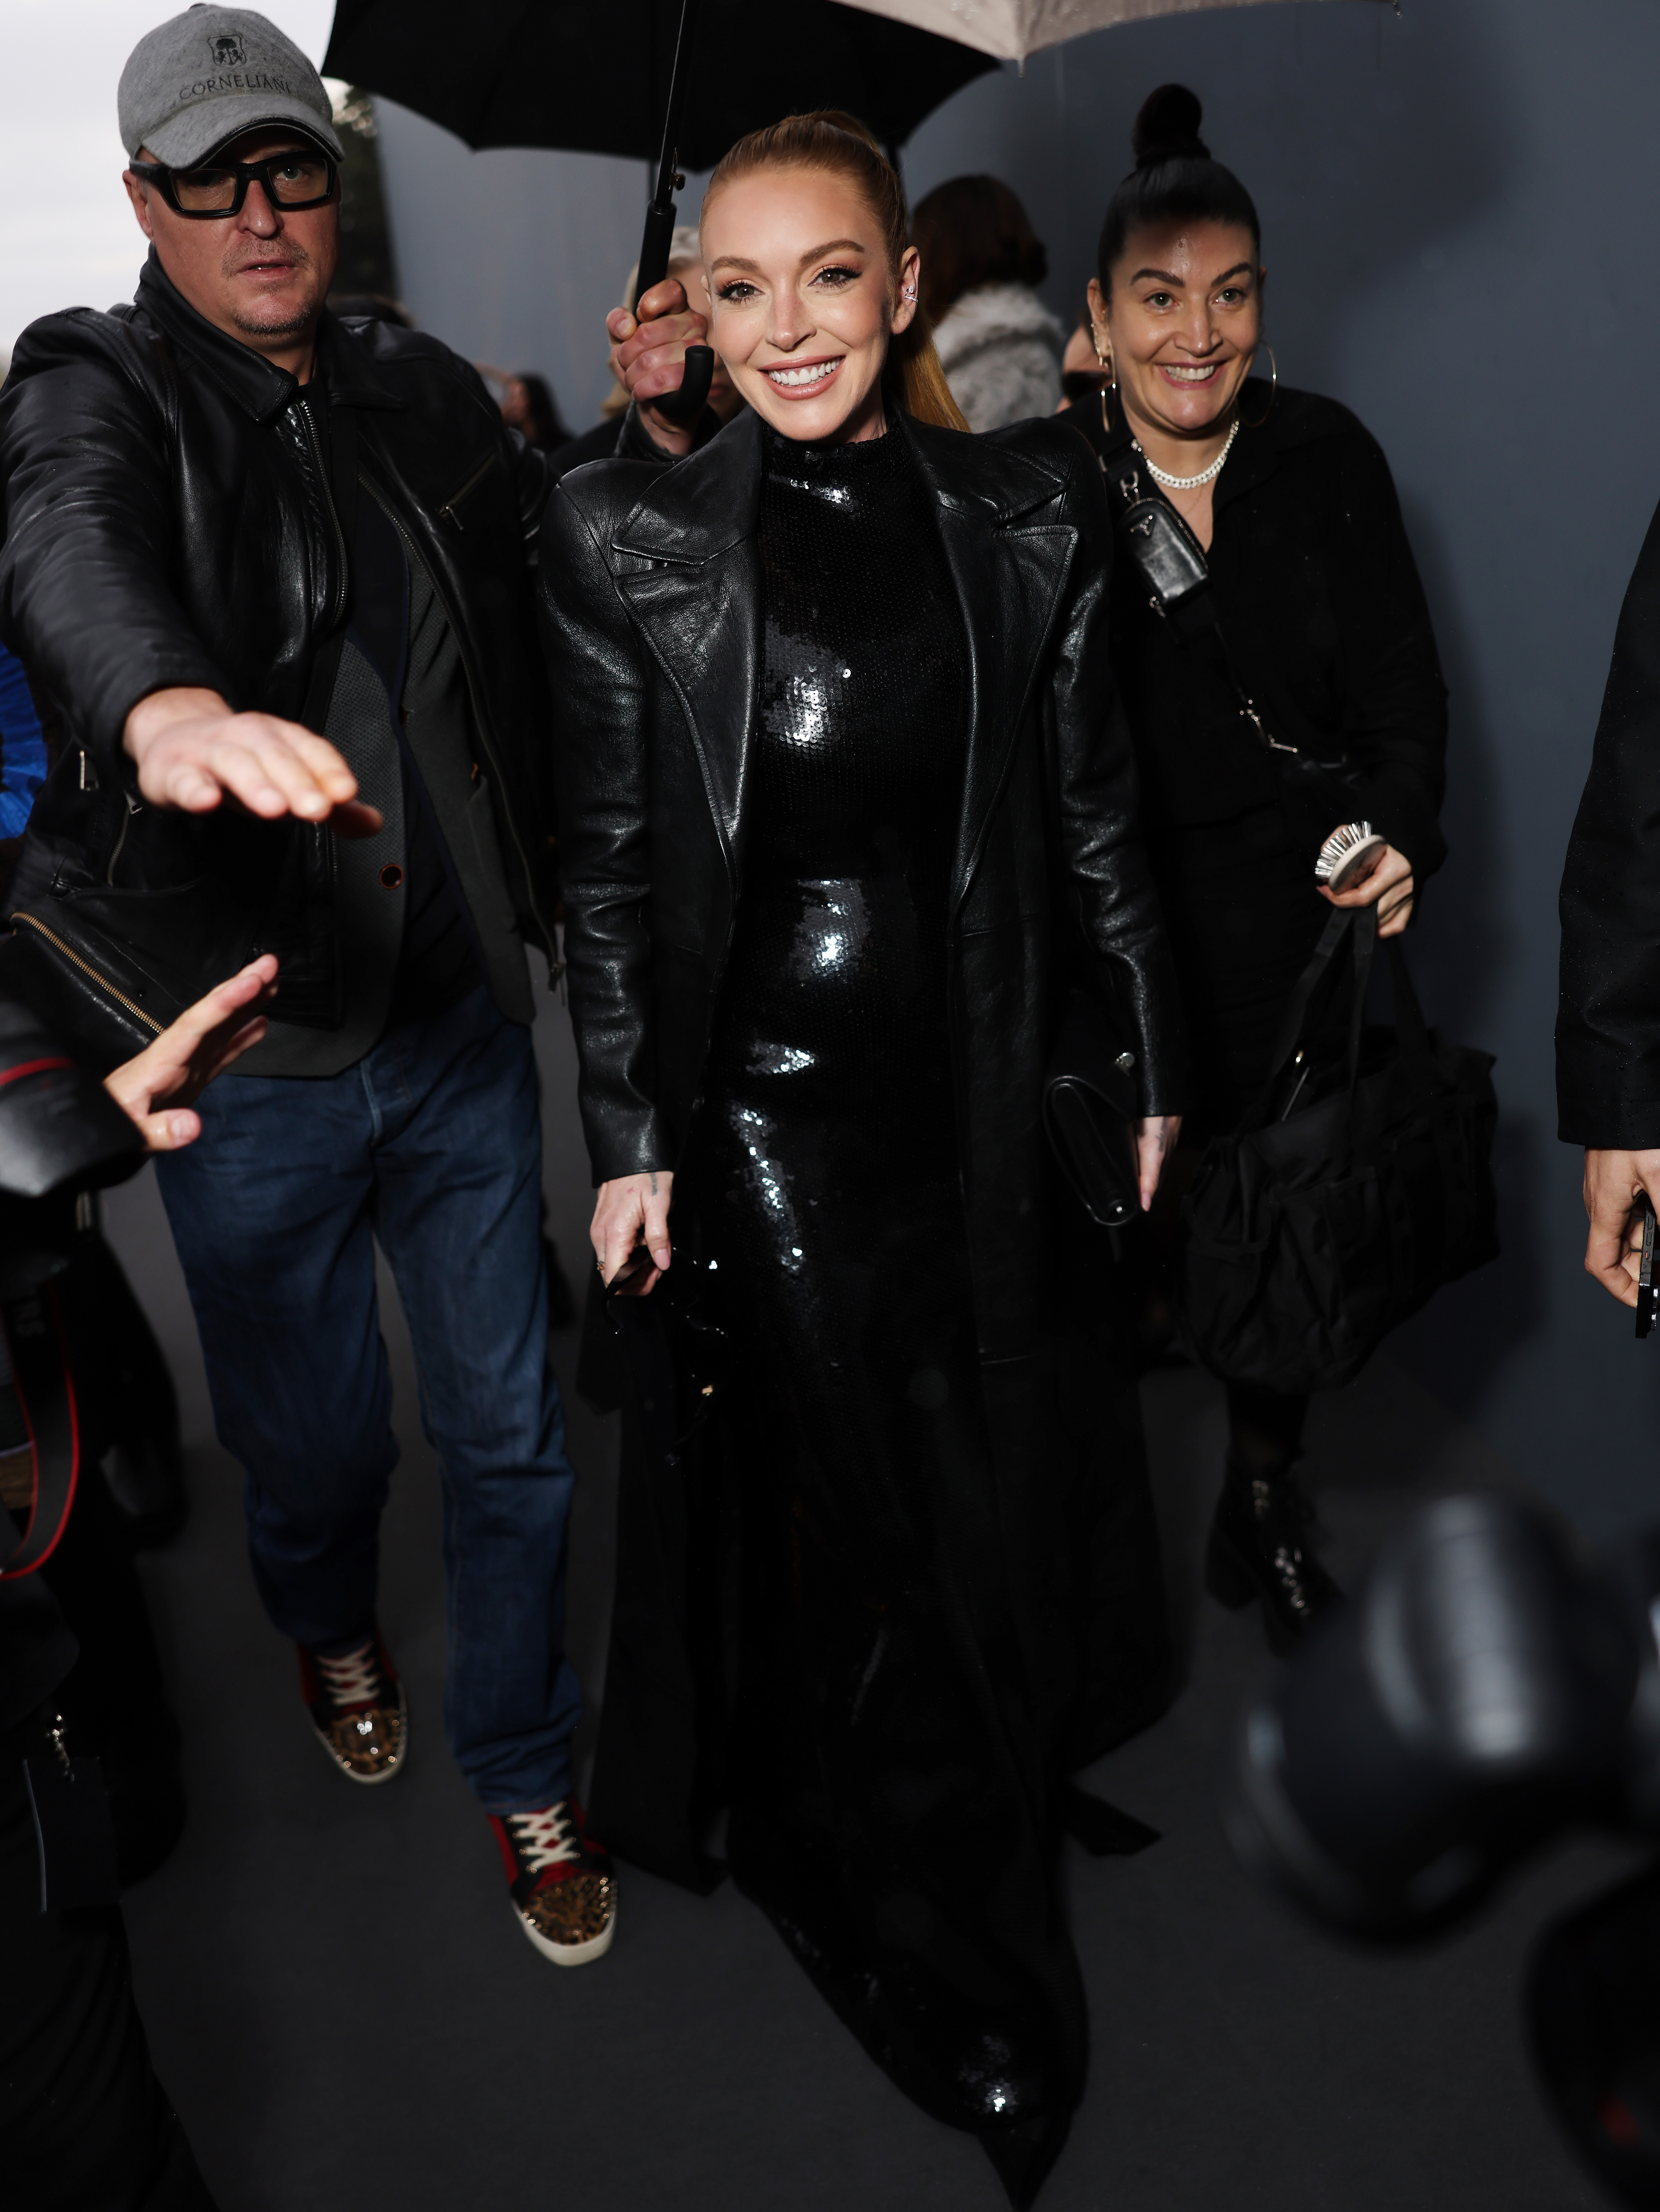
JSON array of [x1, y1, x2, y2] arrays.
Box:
[[100, 990, 1627, 2211]]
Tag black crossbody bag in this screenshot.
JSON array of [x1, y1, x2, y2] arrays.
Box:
[[1097, 439, 1362, 811], [1097, 437, 1499, 1386]]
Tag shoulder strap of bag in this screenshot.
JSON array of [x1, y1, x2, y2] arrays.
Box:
[[1384, 937, 1433, 1059], [1099, 444, 1211, 615], [1238, 904, 1377, 1130], [1099, 438, 1359, 794]]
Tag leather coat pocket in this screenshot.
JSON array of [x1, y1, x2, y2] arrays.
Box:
[[2, 881, 256, 1073]]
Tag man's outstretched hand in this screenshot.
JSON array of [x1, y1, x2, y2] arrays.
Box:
[[124, 686, 382, 836], [1583, 1146, 1660, 1307], [102, 954, 279, 1150], [607, 278, 708, 459]]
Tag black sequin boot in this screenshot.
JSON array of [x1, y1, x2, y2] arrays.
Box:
[[1205, 1456, 1343, 1655]]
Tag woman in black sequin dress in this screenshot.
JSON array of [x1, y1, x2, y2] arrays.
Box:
[[542, 116, 1187, 2206]]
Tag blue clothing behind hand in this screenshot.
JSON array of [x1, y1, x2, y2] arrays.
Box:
[[0, 644, 47, 839]]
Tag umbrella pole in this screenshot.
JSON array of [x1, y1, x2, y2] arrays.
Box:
[[636, 0, 713, 426]]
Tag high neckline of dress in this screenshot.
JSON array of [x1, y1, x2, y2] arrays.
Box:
[[760, 418, 910, 503]]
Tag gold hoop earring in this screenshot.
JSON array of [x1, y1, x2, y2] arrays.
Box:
[[1095, 341, 1117, 436], [1242, 344, 1278, 430]]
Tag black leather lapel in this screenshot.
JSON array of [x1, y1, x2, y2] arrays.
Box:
[[904, 421, 1077, 912], [607, 411, 1073, 901], [613, 413, 764, 884]]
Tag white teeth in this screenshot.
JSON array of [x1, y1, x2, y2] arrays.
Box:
[[1163, 364, 1218, 381], [766, 360, 839, 388]]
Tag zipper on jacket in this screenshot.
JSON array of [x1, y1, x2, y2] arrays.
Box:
[[359, 470, 559, 975], [439, 454, 496, 532], [8, 912, 162, 1035], [295, 397, 349, 630], [105, 791, 142, 887]]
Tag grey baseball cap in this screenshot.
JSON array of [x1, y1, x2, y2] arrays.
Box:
[[118, 7, 344, 169]]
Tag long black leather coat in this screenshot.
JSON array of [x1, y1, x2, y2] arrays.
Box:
[[540, 404, 1187, 1371], [0, 252, 556, 1045]]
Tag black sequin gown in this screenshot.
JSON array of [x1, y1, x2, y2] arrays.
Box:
[[677, 426, 1083, 2190]]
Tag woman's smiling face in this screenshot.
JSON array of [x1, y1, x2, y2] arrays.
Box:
[[1091, 215, 1263, 440], [698, 166, 919, 444]]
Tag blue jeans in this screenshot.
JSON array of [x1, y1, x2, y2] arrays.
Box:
[[155, 987, 581, 1813]]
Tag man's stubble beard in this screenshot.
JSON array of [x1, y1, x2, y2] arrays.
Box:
[[229, 298, 320, 339], [224, 245, 323, 341]]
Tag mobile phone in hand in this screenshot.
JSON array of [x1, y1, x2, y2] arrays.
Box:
[[1636, 1192, 1657, 1340], [608, 1240, 659, 1297]]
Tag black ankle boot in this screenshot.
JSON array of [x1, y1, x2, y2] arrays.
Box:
[[1205, 1456, 1343, 1654]]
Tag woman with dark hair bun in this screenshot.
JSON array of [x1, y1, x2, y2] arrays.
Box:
[[1065, 84, 1449, 1651]]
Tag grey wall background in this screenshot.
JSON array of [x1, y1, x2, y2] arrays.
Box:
[[377, 0, 1660, 1538]]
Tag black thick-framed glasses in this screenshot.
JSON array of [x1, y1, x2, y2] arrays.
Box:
[[128, 151, 338, 219]]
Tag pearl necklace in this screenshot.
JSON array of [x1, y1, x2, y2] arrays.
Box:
[[1135, 416, 1239, 492]]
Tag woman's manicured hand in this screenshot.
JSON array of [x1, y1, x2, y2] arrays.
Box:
[[591, 1169, 675, 1294], [102, 954, 278, 1150], [1136, 1114, 1182, 1212], [1320, 836, 1415, 938]]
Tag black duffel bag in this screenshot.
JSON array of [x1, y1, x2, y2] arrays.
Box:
[[1179, 905, 1498, 1394]]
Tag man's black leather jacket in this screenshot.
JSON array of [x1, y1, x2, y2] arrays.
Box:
[[0, 252, 557, 1049]]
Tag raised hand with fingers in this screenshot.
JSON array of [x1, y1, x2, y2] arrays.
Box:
[[101, 954, 280, 1150], [124, 686, 383, 838]]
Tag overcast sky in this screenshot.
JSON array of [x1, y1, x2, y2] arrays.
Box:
[[0, 0, 337, 358]]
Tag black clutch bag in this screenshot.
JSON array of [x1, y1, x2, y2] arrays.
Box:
[[1043, 988, 1140, 1229]]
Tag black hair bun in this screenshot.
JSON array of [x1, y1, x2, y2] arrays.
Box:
[[1133, 84, 1209, 169]]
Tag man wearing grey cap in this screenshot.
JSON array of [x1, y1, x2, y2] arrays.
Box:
[[0, 7, 615, 1968]]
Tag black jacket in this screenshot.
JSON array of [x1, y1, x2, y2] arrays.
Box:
[[539, 405, 1186, 1366], [1067, 384, 1448, 874], [0, 253, 557, 1051], [1558, 498, 1660, 1146]]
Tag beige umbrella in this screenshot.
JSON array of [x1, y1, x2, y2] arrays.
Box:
[[840, 0, 1388, 66]]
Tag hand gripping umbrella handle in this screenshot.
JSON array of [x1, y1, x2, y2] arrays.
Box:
[[634, 0, 714, 429], [637, 202, 714, 428]]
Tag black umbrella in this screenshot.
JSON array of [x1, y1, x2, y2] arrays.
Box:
[[321, 0, 997, 173], [326, 0, 996, 421]]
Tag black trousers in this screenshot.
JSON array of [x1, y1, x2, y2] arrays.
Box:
[[0, 1743, 215, 2211]]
